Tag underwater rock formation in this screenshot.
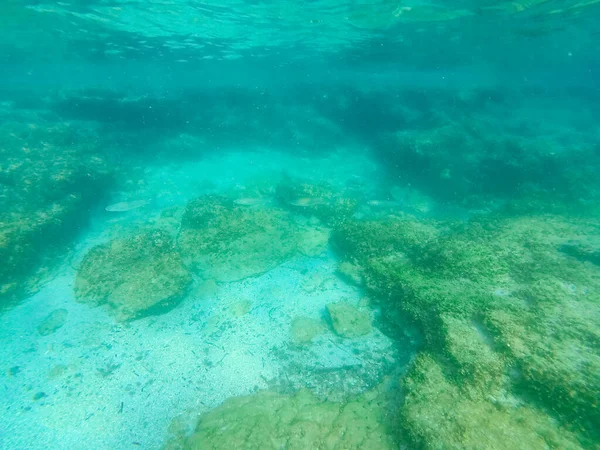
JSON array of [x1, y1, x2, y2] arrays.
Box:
[[373, 117, 600, 213], [332, 214, 600, 448], [275, 177, 357, 226], [326, 302, 373, 338], [177, 196, 299, 282], [0, 119, 112, 307], [290, 316, 326, 344], [295, 226, 330, 257], [401, 353, 583, 449], [164, 387, 397, 450], [75, 229, 192, 321], [336, 261, 364, 286]]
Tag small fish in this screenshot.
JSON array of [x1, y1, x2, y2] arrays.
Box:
[[289, 197, 327, 207], [105, 199, 149, 212], [233, 197, 268, 206]]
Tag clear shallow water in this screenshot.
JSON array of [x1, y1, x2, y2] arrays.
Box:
[[1, 1, 599, 449]]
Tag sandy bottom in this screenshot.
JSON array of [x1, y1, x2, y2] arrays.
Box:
[[0, 148, 415, 449]]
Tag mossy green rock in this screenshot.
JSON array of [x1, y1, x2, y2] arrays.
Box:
[[275, 177, 357, 226], [401, 354, 583, 450], [290, 316, 326, 344], [75, 229, 192, 321], [0, 119, 112, 306], [177, 196, 298, 281], [336, 261, 364, 286], [169, 389, 397, 450], [327, 302, 372, 338], [374, 121, 600, 212], [296, 226, 330, 257], [333, 215, 600, 445]]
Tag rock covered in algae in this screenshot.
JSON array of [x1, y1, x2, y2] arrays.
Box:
[[332, 215, 600, 447], [295, 225, 330, 257], [290, 316, 326, 344], [164, 388, 397, 450], [0, 118, 112, 306], [275, 177, 357, 226], [177, 196, 299, 281], [336, 261, 364, 286], [326, 302, 373, 338], [229, 299, 252, 317], [75, 229, 192, 321], [401, 354, 583, 450], [372, 109, 600, 212]]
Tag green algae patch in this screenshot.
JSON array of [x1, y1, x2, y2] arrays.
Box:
[[326, 302, 373, 338], [296, 226, 330, 257], [37, 308, 68, 336], [165, 388, 397, 450], [401, 354, 583, 450], [373, 116, 600, 212], [332, 215, 600, 446], [75, 229, 192, 321], [177, 196, 299, 282], [0, 118, 112, 307], [290, 316, 326, 344], [275, 177, 358, 227], [336, 261, 364, 287]]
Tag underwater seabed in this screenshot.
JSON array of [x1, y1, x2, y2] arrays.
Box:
[[1, 88, 599, 448], [0, 147, 412, 449]]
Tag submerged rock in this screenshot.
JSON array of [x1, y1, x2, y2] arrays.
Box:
[[0, 119, 112, 307], [327, 302, 373, 338], [275, 177, 357, 226], [290, 316, 326, 344], [373, 117, 600, 213], [177, 196, 299, 282], [75, 229, 192, 321], [164, 387, 397, 450], [336, 261, 364, 286], [37, 308, 68, 336], [229, 299, 252, 317], [296, 226, 330, 257], [333, 215, 600, 447], [401, 354, 583, 450]]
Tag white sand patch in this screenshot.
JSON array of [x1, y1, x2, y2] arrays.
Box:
[[0, 149, 408, 450], [1, 250, 402, 449]]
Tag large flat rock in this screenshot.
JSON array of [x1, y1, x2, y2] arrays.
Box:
[[177, 196, 299, 282], [75, 229, 192, 321]]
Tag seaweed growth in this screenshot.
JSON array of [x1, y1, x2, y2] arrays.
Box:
[[332, 215, 600, 448], [75, 229, 192, 321], [371, 91, 600, 214], [163, 384, 398, 450], [0, 117, 112, 307], [177, 196, 299, 282]]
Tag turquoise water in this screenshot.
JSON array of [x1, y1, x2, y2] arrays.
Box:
[[1, 1, 600, 449]]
